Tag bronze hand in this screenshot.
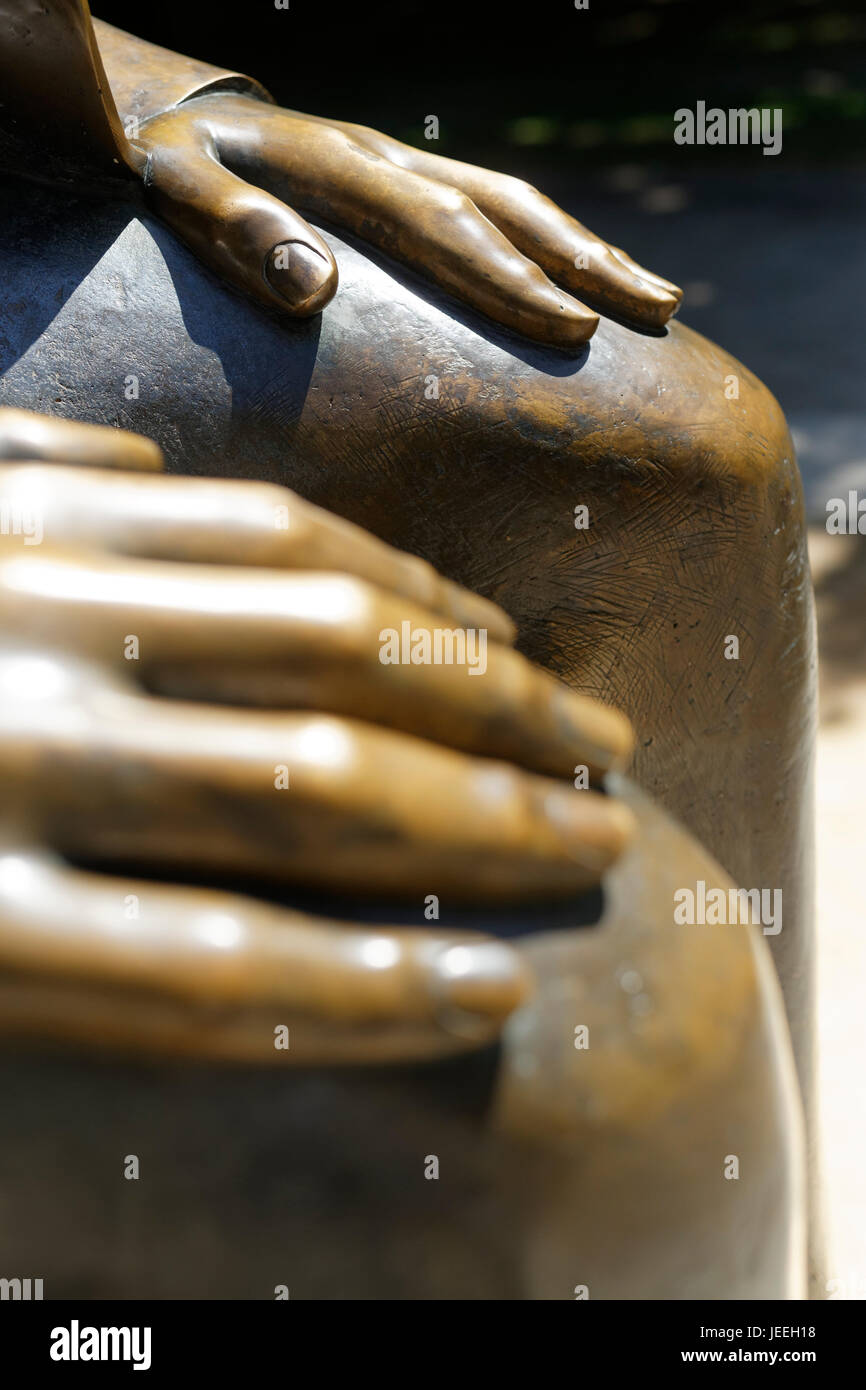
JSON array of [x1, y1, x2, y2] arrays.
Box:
[[0, 3, 681, 348], [0, 411, 634, 1062], [132, 91, 682, 346]]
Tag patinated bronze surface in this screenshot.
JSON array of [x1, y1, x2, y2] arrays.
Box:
[[0, 776, 806, 1298], [0, 1, 818, 1298], [0, 189, 815, 1100], [0, 411, 807, 1294]]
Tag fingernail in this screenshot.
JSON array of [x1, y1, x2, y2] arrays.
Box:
[[433, 941, 530, 1021], [264, 241, 334, 311], [638, 287, 682, 327], [618, 269, 680, 313], [634, 268, 683, 302], [552, 298, 599, 351], [610, 248, 683, 301], [657, 278, 683, 302], [641, 280, 681, 306]]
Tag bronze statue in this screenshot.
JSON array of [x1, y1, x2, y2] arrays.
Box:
[[1, 2, 681, 345], [0, 410, 806, 1298], [0, 1, 818, 1298]]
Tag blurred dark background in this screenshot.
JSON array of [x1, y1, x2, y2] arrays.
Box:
[[95, 0, 866, 513], [96, 0, 866, 166]]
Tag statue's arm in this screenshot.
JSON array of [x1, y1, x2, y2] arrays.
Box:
[[0, 2, 269, 175], [90, 17, 273, 125], [0, 0, 141, 177]]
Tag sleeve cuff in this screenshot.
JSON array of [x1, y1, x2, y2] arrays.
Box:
[[92, 19, 274, 129]]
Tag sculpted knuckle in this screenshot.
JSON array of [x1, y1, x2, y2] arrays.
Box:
[[432, 185, 473, 218], [324, 575, 378, 648], [506, 176, 540, 202], [320, 127, 356, 157]]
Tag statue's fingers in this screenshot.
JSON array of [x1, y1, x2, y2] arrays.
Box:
[[607, 244, 681, 296], [2, 699, 634, 900], [320, 124, 682, 329], [0, 549, 631, 777], [443, 179, 682, 329], [203, 101, 598, 350], [0, 408, 163, 472], [142, 123, 337, 316], [0, 852, 531, 1062], [0, 464, 514, 642]]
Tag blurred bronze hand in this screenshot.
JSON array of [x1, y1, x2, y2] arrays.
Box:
[[0, 410, 634, 1063]]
